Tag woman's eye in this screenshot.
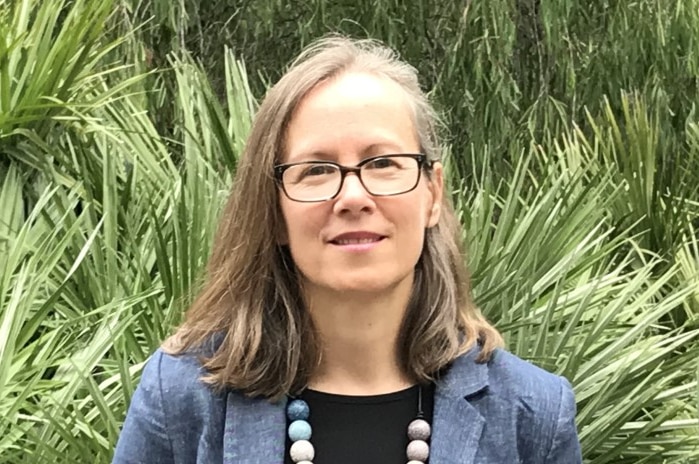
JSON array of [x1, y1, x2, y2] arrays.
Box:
[[303, 164, 335, 177], [366, 157, 397, 169]]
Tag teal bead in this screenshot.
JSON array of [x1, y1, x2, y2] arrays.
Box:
[[287, 399, 310, 421], [288, 419, 312, 441]]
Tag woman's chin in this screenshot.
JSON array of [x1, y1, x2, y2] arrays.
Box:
[[306, 271, 414, 297]]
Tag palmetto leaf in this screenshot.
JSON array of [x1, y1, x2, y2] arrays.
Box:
[[462, 147, 699, 462], [0, 17, 254, 457]]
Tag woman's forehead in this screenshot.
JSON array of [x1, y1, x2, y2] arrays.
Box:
[[281, 72, 419, 163]]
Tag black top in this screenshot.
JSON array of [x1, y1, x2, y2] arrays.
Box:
[[284, 383, 434, 464]]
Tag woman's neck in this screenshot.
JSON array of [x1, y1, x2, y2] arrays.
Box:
[[303, 276, 415, 395]]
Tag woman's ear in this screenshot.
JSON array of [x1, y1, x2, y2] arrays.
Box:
[[426, 162, 443, 228]]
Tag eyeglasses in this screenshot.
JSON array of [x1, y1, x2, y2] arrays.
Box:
[[274, 154, 433, 203]]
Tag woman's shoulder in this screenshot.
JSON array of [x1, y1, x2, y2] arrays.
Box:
[[486, 348, 573, 396], [141, 347, 224, 406], [438, 347, 581, 462], [112, 348, 226, 463], [447, 347, 573, 391], [133, 347, 227, 435], [443, 347, 576, 421]]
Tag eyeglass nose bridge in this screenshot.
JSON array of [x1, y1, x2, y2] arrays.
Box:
[[333, 165, 371, 199]]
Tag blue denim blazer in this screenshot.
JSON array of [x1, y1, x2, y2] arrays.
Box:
[[113, 347, 582, 463]]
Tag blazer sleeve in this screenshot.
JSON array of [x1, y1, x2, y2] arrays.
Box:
[[112, 350, 175, 464], [545, 377, 582, 463]]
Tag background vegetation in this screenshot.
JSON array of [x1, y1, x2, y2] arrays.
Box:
[[1, 0, 698, 462]]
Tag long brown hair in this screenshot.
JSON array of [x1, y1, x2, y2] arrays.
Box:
[[163, 36, 503, 400]]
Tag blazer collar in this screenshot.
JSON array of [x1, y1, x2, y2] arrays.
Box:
[[430, 345, 488, 464], [223, 346, 489, 464], [223, 393, 287, 463], [436, 344, 489, 399]]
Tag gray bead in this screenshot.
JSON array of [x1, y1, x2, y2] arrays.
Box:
[[290, 440, 315, 462], [407, 439, 430, 461], [408, 419, 431, 441]]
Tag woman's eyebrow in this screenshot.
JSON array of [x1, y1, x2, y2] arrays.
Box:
[[285, 150, 336, 163], [286, 143, 407, 163]]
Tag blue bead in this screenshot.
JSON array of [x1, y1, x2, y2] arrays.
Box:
[[288, 420, 312, 441], [286, 399, 310, 421]]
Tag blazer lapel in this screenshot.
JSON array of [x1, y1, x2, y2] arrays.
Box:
[[220, 347, 488, 464], [430, 347, 488, 464], [223, 392, 287, 464]]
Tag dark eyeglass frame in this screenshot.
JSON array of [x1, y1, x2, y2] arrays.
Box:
[[273, 153, 434, 203]]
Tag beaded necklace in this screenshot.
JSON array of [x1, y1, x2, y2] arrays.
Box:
[[286, 385, 431, 464]]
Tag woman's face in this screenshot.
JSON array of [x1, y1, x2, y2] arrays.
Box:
[[279, 72, 442, 297]]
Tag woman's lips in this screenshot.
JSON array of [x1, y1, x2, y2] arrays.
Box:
[[333, 237, 383, 245], [328, 232, 386, 250]]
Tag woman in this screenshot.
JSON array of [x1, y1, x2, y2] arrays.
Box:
[[113, 36, 582, 463]]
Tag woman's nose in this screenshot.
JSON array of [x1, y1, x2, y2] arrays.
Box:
[[333, 172, 374, 212]]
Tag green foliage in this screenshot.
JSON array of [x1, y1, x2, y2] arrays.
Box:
[[1, 0, 698, 463]]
